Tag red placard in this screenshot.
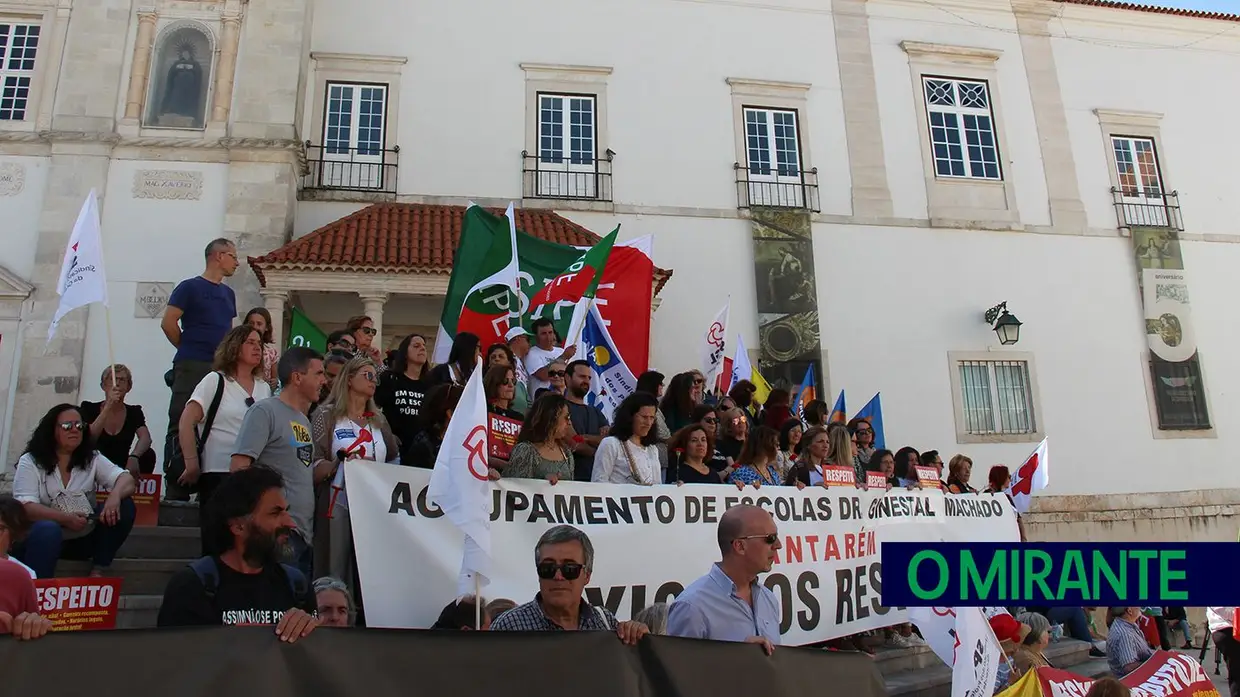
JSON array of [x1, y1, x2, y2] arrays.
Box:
[[821, 464, 856, 487], [866, 471, 889, 489], [489, 414, 521, 460], [914, 465, 942, 489], [33, 577, 123, 632], [97, 473, 161, 526]]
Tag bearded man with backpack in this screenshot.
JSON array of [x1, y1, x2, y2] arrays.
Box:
[[156, 466, 318, 642]]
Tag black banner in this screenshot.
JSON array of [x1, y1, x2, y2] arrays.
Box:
[[0, 627, 886, 697]]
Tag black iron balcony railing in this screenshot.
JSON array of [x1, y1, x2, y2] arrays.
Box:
[[522, 149, 614, 202], [303, 142, 399, 194], [1111, 187, 1183, 231], [735, 163, 820, 212]]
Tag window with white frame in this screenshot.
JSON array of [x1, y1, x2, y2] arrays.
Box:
[[956, 358, 1036, 436], [743, 107, 804, 207], [535, 93, 596, 198], [923, 77, 1000, 181], [0, 22, 40, 121], [1111, 136, 1171, 227], [319, 81, 388, 189]]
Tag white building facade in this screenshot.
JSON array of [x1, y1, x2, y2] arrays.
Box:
[[0, 0, 1236, 541]]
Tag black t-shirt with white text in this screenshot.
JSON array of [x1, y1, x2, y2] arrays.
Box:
[[156, 559, 315, 627], [376, 371, 428, 462]]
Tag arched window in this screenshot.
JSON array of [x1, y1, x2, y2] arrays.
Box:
[[144, 22, 213, 129]]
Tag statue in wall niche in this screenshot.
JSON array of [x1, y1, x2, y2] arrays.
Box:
[[158, 43, 203, 127]]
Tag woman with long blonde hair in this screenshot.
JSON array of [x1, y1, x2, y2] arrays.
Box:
[[311, 356, 399, 591]]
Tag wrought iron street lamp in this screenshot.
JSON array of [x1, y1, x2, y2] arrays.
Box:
[[984, 302, 1022, 346]]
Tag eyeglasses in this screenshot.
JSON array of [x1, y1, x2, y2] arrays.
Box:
[[693, 378, 705, 385], [502, 379, 515, 386], [359, 327, 377, 336], [548, 370, 566, 378], [359, 372, 377, 383], [58, 421, 86, 432], [536, 560, 584, 581], [735, 533, 779, 545], [856, 427, 873, 434]]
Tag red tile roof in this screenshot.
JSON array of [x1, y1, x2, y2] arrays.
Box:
[[249, 202, 671, 293], [1056, 0, 1240, 22]]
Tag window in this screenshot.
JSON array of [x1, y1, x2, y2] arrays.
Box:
[[1111, 136, 1175, 228], [742, 107, 808, 208], [956, 358, 1036, 436], [534, 93, 597, 198], [0, 23, 39, 121], [320, 81, 388, 189], [923, 77, 1000, 180]]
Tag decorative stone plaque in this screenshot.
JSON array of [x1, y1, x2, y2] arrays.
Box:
[[132, 170, 203, 200], [0, 162, 26, 197], [134, 282, 173, 318]]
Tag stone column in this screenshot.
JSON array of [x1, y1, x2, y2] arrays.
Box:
[[1012, 0, 1088, 232], [832, 0, 894, 220], [360, 293, 389, 353], [122, 9, 158, 122], [209, 12, 243, 128], [261, 289, 288, 347]]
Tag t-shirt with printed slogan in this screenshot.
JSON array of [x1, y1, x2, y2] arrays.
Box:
[[232, 397, 316, 544], [155, 560, 315, 628]]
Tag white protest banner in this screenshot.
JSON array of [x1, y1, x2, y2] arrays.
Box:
[[350, 464, 1020, 644]]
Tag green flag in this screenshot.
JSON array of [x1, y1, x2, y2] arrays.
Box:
[[287, 307, 327, 352], [455, 204, 521, 349], [527, 226, 619, 311]]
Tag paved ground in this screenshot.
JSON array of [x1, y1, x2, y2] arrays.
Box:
[[1179, 648, 1229, 695]]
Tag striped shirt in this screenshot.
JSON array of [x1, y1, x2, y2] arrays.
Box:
[[1107, 617, 1153, 677], [489, 594, 618, 632]]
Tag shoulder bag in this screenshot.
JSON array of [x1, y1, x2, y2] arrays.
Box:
[[165, 372, 227, 492], [620, 440, 653, 487]]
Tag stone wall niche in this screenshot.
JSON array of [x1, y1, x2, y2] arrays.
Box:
[[144, 21, 214, 130]]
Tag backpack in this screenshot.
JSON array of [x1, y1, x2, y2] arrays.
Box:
[[189, 556, 309, 603]]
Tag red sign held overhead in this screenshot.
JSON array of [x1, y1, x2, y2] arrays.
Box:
[[33, 578, 123, 632]]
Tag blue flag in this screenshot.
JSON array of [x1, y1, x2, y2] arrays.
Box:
[[854, 393, 885, 449], [828, 390, 847, 424], [574, 304, 637, 419], [792, 366, 816, 418]]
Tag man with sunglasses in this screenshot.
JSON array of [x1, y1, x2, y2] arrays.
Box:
[[490, 525, 649, 643], [667, 505, 781, 653], [326, 330, 357, 358]]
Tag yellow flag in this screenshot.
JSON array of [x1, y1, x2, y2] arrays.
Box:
[[750, 367, 772, 406]]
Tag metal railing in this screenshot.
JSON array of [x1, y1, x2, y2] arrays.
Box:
[[303, 142, 399, 194], [522, 149, 614, 202], [1111, 187, 1183, 231], [735, 163, 820, 212]]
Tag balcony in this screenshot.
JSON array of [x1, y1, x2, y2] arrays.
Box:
[[522, 150, 614, 203], [1111, 187, 1183, 231], [302, 142, 399, 197], [735, 163, 820, 212]]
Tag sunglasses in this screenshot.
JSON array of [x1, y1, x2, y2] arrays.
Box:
[[359, 327, 377, 336], [536, 561, 584, 581], [856, 428, 873, 434], [693, 378, 705, 385], [548, 370, 566, 378], [736, 533, 779, 545], [502, 378, 515, 386], [58, 421, 86, 432], [359, 372, 377, 383], [702, 417, 718, 424]]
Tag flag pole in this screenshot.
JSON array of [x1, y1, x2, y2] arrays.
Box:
[[474, 575, 482, 630], [566, 297, 595, 347], [105, 305, 117, 390]]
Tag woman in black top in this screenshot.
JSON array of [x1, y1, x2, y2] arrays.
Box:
[[690, 404, 730, 473], [78, 364, 151, 477], [407, 384, 463, 469], [429, 332, 480, 386], [668, 423, 727, 485], [375, 334, 430, 464]]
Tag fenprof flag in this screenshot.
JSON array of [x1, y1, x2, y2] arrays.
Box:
[[48, 190, 108, 342]]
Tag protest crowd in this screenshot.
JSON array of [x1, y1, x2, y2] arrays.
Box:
[[0, 232, 1230, 697]]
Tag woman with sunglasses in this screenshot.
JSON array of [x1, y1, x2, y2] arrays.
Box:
[[345, 315, 382, 363], [11, 404, 137, 578], [177, 325, 271, 555], [311, 356, 398, 590], [717, 407, 748, 461], [483, 364, 524, 471]]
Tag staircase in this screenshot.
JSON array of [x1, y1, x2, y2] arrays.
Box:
[[879, 638, 1110, 696], [55, 501, 200, 629]]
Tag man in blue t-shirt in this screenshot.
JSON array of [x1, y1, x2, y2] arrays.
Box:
[[161, 238, 238, 497]]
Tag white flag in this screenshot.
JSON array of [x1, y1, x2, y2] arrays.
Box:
[[48, 190, 108, 342], [427, 357, 492, 595], [908, 607, 1002, 697], [1006, 437, 1048, 513], [700, 298, 730, 390], [732, 333, 753, 388]]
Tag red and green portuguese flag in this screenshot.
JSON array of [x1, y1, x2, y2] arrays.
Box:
[[435, 204, 520, 359], [528, 225, 619, 328]]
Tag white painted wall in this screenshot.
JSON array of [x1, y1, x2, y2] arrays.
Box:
[[0, 156, 50, 281], [79, 160, 230, 469]]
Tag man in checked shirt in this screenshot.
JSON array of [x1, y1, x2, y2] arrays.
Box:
[[489, 524, 649, 643]]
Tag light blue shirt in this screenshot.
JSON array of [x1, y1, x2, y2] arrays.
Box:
[[667, 563, 782, 645]]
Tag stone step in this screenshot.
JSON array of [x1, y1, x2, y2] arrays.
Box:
[[57, 558, 188, 596], [158, 500, 200, 528], [117, 526, 201, 560], [875, 645, 942, 675], [116, 594, 162, 630], [883, 639, 1099, 697]]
